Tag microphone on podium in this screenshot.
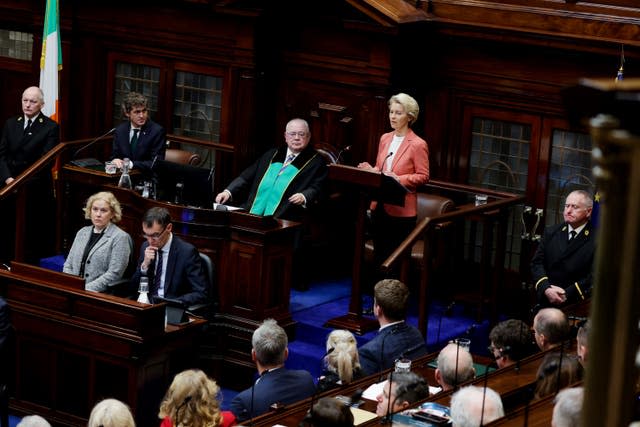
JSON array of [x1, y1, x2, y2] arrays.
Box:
[[381, 151, 394, 172], [336, 145, 352, 164], [71, 128, 117, 164]]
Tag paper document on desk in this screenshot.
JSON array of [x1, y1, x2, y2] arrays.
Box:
[[213, 203, 243, 211], [362, 380, 385, 401], [350, 407, 378, 425]]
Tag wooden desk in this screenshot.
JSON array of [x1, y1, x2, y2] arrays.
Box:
[[59, 163, 301, 389], [0, 262, 206, 427], [248, 352, 493, 427]]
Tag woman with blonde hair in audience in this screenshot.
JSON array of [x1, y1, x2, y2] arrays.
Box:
[[159, 369, 235, 427], [317, 329, 363, 392], [88, 398, 135, 427]]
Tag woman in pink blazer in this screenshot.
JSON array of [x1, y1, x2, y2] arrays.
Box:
[[358, 93, 430, 272]]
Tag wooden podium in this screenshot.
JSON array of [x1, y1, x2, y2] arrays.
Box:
[[58, 163, 300, 388], [324, 164, 408, 334], [0, 262, 206, 427]]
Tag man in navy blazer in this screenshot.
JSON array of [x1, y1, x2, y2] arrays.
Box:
[[111, 92, 165, 174], [531, 190, 596, 307], [130, 207, 207, 306], [0, 86, 59, 186], [358, 279, 428, 376], [230, 319, 316, 422]]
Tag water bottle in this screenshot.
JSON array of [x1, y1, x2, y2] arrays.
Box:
[[174, 181, 184, 204], [141, 181, 151, 198], [118, 158, 132, 189], [137, 276, 151, 304], [395, 357, 411, 373]]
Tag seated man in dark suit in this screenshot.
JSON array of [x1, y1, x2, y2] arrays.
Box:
[[110, 91, 166, 174], [230, 318, 316, 422], [531, 190, 595, 308], [130, 207, 207, 306], [358, 279, 428, 375]]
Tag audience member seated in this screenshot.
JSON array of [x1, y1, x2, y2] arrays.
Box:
[[110, 91, 166, 174], [358, 279, 428, 375], [533, 352, 583, 400], [533, 308, 571, 351], [576, 319, 589, 368], [434, 342, 475, 392], [88, 398, 135, 427], [130, 207, 207, 306], [16, 415, 51, 427], [488, 318, 536, 369], [450, 385, 504, 427], [230, 319, 316, 422], [317, 329, 364, 392], [375, 372, 430, 417], [551, 387, 583, 427], [63, 191, 132, 292], [301, 397, 354, 427], [158, 369, 235, 427]]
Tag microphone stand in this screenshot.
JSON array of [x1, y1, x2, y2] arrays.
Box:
[[335, 145, 352, 164], [71, 128, 117, 162]]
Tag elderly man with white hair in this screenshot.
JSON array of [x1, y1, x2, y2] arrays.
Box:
[[552, 387, 583, 427], [450, 385, 504, 426]]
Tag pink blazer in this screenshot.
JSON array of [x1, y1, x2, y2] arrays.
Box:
[[371, 129, 430, 217]]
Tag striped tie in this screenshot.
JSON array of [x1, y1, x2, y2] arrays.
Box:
[[279, 154, 295, 174]]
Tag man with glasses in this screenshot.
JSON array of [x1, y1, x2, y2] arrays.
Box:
[[130, 207, 207, 306], [531, 190, 595, 308], [214, 118, 327, 221], [111, 91, 166, 174]]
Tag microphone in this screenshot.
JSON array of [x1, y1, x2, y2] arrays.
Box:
[[382, 370, 394, 424], [435, 302, 455, 349], [71, 127, 117, 161], [150, 154, 159, 171], [336, 145, 352, 164], [175, 395, 192, 426], [349, 389, 363, 407], [381, 151, 394, 172], [398, 342, 426, 362]]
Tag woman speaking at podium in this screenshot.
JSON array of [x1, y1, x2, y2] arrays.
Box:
[[63, 191, 132, 292], [357, 93, 430, 274]]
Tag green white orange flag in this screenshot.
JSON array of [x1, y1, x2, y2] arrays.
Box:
[[39, 0, 62, 123]]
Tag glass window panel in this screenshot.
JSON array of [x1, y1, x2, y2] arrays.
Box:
[[112, 62, 161, 126], [468, 117, 531, 270], [171, 70, 222, 143], [545, 129, 594, 225], [0, 29, 33, 60]]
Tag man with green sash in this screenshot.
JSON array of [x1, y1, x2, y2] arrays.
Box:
[[215, 118, 327, 221]]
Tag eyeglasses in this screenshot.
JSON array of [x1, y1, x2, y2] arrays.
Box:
[[564, 203, 586, 210], [142, 226, 167, 240], [286, 131, 307, 138]]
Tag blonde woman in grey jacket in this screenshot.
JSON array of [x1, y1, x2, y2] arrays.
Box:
[[63, 191, 132, 292]]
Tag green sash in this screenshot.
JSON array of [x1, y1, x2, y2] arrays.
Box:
[[250, 162, 299, 216]]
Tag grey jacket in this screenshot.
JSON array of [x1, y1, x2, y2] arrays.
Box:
[[63, 222, 132, 292]]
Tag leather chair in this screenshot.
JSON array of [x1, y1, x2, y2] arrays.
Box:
[[187, 252, 216, 319], [165, 148, 201, 165], [364, 193, 455, 272]]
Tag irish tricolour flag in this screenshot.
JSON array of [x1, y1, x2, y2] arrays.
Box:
[[39, 0, 62, 123]]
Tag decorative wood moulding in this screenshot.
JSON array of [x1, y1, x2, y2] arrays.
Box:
[[346, 0, 430, 26], [427, 0, 640, 45]]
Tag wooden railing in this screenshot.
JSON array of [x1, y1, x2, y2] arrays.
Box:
[[382, 181, 525, 337]]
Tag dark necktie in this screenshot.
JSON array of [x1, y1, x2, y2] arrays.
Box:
[[130, 129, 140, 154], [569, 230, 577, 241], [24, 119, 32, 135], [151, 249, 163, 296]]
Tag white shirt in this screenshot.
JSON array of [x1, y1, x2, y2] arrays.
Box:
[[385, 134, 405, 171]]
